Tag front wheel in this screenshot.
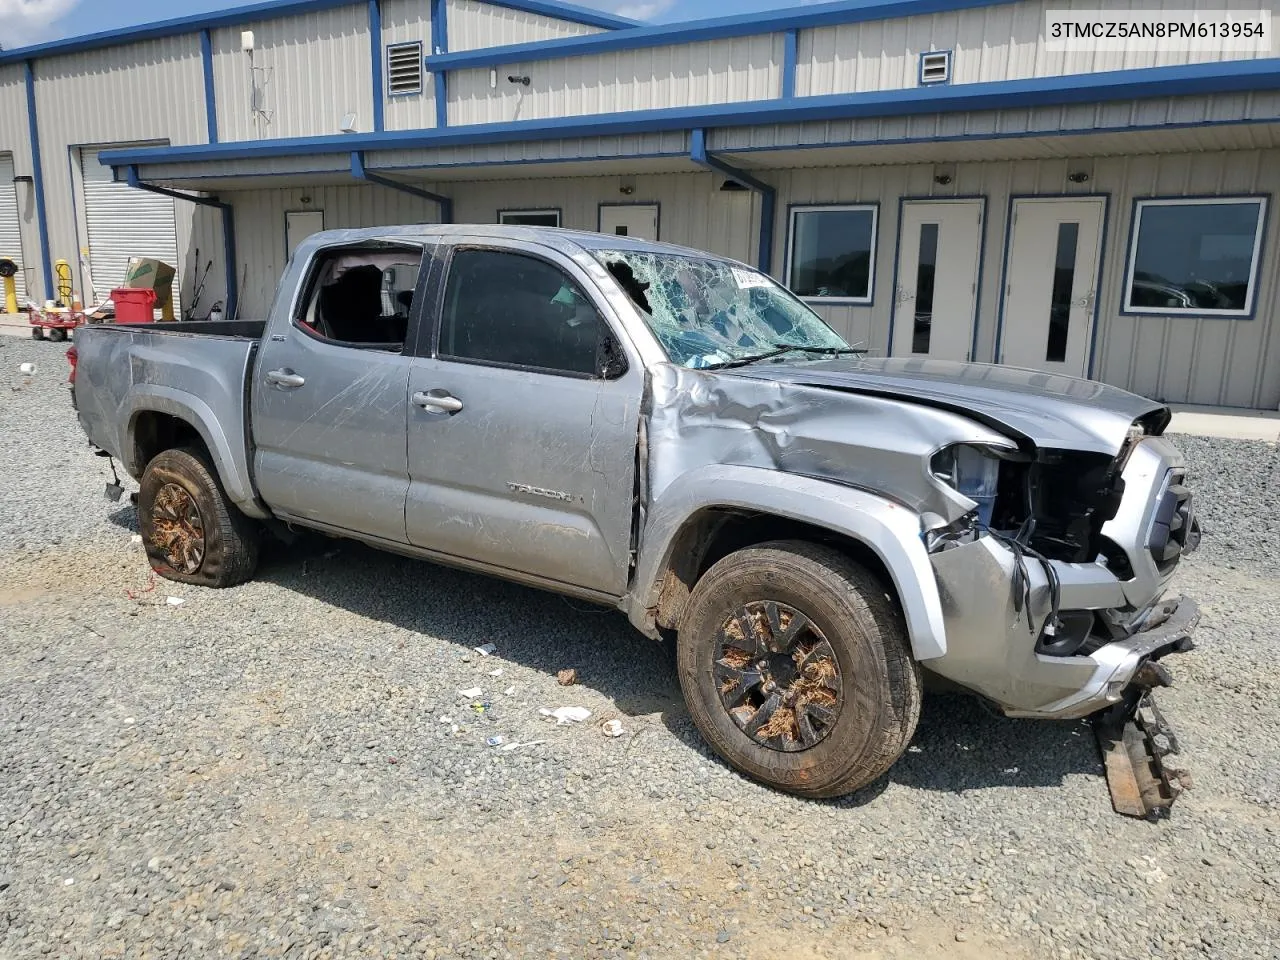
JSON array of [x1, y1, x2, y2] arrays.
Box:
[[677, 541, 922, 799], [138, 447, 260, 587], [30, 326, 43, 340]]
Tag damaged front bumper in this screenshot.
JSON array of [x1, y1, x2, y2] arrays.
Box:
[[922, 436, 1200, 721]]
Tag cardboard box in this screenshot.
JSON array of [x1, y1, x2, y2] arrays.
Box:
[[122, 257, 175, 314]]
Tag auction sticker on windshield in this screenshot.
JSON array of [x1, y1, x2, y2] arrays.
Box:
[[732, 267, 771, 289]]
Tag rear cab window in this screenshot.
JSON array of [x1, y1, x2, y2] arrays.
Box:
[[294, 243, 426, 351]]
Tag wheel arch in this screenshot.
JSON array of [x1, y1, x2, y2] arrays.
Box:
[[126, 387, 268, 520], [629, 466, 947, 661]]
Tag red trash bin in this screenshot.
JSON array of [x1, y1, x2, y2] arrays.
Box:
[[111, 287, 157, 324]]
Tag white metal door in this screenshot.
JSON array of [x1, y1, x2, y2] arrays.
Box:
[[286, 211, 325, 260], [80, 147, 180, 310], [0, 155, 27, 307], [599, 204, 658, 241], [1000, 198, 1105, 377], [891, 199, 983, 361]]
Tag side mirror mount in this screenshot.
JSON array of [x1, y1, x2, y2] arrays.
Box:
[[597, 334, 629, 380]]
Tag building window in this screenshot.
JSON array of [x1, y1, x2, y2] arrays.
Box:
[[787, 205, 878, 303], [1124, 197, 1267, 317], [499, 209, 561, 228], [387, 42, 424, 97]]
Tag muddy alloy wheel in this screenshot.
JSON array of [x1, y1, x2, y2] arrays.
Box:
[[678, 540, 922, 799], [150, 482, 206, 574], [138, 446, 260, 588], [715, 601, 843, 752]]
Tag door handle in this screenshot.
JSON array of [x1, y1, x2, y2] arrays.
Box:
[[412, 390, 463, 414], [266, 368, 306, 388]]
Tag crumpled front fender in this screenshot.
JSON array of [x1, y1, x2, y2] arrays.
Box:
[[627, 464, 948, 661]]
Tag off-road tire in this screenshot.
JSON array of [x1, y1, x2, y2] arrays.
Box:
[[138, 446, 259, 588], [677, 540, 922, 799]]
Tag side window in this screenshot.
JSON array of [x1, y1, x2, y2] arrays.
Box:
[[294, 244, 424, 350], [439, 248, 607, 376]]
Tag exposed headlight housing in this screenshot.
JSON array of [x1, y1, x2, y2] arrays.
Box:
[[931, 443, 1005, 529]]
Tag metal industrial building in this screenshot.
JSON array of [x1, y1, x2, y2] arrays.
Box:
[[2, 0, 1279, 407]]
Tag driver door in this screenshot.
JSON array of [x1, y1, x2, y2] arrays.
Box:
[[405, 241, 644, 596]]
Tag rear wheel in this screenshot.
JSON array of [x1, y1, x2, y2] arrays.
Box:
[[138, 447, 259, 587], [677, 540, 921, 799], [48, 327, 66, 342]]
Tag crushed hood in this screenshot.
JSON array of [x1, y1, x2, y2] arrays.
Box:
[[731, 357, 1169, 456]]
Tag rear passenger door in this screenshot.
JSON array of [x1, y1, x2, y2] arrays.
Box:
[[252, 241, 429, 544], [405, 240, 643, 597]]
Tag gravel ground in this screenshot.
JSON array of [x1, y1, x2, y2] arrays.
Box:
[[1, 336, 1278, 960]]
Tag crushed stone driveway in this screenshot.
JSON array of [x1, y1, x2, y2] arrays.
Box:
[[1, 338, 1278, 960]]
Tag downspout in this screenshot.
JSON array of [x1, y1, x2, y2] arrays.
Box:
[[124, 166, 238, 320], [689, 127, 776, 275], [23, 60, 54, 301], [350, 151, 452, 223], [429, 0, 449, 129]]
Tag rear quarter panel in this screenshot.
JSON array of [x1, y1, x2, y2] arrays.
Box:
[[74, 324, 265, 517]]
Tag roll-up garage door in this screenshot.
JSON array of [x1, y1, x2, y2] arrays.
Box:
[[80, 147, 179, 311], [0, 154, 27, 308]]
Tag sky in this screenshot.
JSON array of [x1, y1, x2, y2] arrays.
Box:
[[0, 0, 807, 48]]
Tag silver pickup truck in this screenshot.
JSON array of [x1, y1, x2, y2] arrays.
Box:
[[71, 225, 1200, 810]]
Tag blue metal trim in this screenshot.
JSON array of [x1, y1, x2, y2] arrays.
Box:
[[597, 201, 662, 240], [200, 30, 218, 143], [134, 150, 689, 184], [884, 195, 986, 359], [781, 29, 797, 100], [424, 0, 1020, 71], [783, 202, 880, 305], [22, 61, 53, 301], [918, 48, 953, 86], [351, 151, 452, 222], [370, 0, 385, 132], [690, 128, 775, 273], [124, 165, 239, 319], [99, 59, 1280, 168], [0, 0, 636, 65], [430, 0, 449, 127], [992, 193, 1109, 373], [1117, 194, 1270, 322]]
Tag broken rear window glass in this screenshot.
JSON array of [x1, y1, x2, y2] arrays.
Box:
[[596, 251, 851, 369]]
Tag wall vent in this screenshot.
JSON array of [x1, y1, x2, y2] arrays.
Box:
[[387, 41, 424, 96], [919, 50, 952, 86]]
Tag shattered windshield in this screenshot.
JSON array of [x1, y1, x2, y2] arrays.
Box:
[[595, 250, 854, 369]]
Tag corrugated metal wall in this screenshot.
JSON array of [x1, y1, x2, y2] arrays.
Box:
[[225, 171, 757, 316], [447, 0, 603, 51], [31, 40, 206, 306], [447, 35, 784, 125], [799, 0, 1280, 97], [763, 149, 1280, 408], [226, 183, 446, 316], [0, 67, 29, 164], [211, 5, 373, 141], [382, 0, 436, 131]]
